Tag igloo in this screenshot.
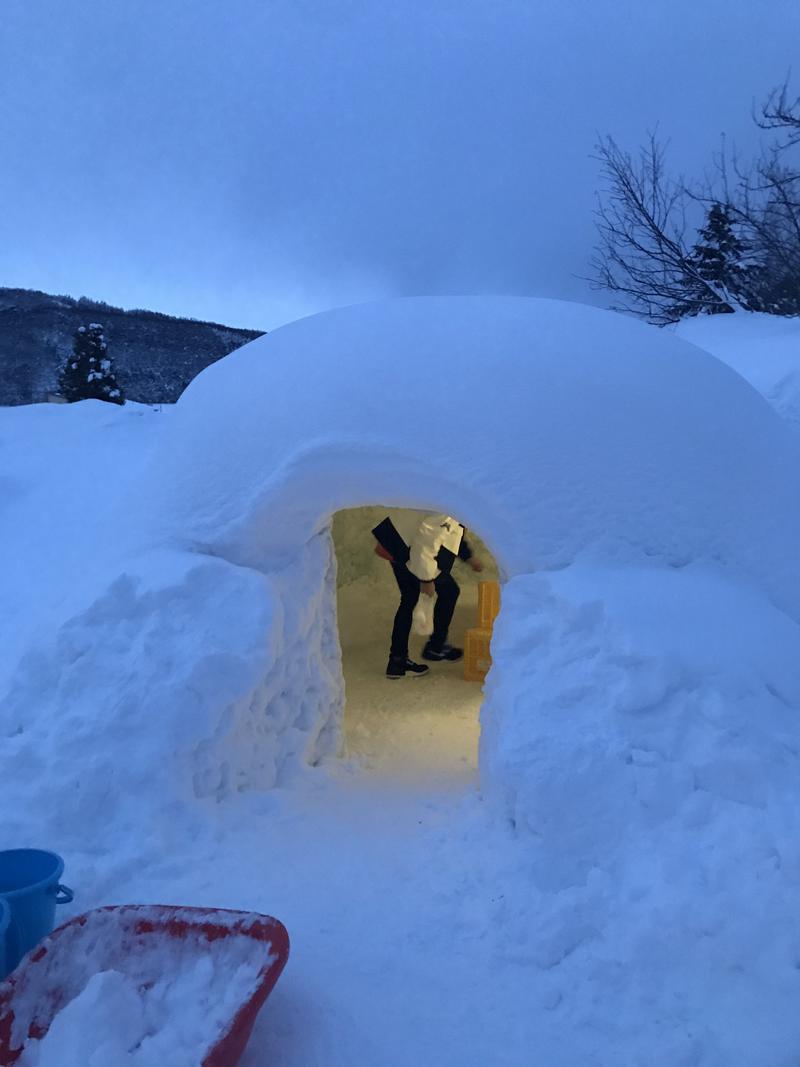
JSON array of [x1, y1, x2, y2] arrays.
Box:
[[4, 297, 800, 892]]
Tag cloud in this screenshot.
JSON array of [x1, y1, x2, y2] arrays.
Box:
[[1, 0, 798, 328]]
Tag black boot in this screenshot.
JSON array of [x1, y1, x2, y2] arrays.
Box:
[[386, 655, 430, 679]]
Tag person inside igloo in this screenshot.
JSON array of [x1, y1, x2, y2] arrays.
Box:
[[373, 513, 484, 679]]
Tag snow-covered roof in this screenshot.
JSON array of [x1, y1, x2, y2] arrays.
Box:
[[151, 296, 800, 613]]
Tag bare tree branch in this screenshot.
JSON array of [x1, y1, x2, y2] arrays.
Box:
[[592, 77, 800, 322], [757, 76, 800, 150], [588, 134, 735, 324]]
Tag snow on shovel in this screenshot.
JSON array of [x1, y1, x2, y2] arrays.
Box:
[[0, 904, 289, 1066]]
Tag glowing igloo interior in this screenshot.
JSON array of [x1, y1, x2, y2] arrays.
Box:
[[332, 505, 500, 780]]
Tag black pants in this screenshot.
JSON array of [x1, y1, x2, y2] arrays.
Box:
[[389, 563, 460, 660]]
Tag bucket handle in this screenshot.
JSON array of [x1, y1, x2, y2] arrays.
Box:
[[55, 884, 74, 904]]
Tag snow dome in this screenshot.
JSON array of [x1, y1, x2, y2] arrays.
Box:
[[106, 295, 798, 835], [153, 296, 799, 594], [4, 297, 800, 873]]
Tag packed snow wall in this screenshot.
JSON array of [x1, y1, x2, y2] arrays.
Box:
[[0, 539, 342, 842], [3, 296, 800, 863]]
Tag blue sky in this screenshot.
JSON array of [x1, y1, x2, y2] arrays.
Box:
[[1, 0, 798, 329]]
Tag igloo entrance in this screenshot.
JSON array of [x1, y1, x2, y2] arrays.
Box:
[[332, 506, 501, 782]]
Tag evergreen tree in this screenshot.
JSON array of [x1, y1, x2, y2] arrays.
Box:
[[58, 323, 124, 404], [681, 202, 749, 315]]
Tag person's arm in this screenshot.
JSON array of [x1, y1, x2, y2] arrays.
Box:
[[458, 533, 484, 572]]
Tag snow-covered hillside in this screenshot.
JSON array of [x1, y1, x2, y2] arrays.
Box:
[[676, 311, 800, 429], [2, 298, 800, 1065]]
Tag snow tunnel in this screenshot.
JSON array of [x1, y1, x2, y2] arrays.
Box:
[[331, 505, 501, 781]]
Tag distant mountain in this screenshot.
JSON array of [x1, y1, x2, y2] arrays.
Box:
[[0, 287, 264, 405]]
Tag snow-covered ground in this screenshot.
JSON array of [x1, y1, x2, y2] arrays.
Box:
[[2, 298, 800, 1065]]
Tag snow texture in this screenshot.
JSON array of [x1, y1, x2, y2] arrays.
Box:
[[676, 310, 800, 430], [2, 297, 800, 1062]]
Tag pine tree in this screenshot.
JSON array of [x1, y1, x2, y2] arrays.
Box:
[[58, 323, 124, 404], [683, 202, 748, 315]]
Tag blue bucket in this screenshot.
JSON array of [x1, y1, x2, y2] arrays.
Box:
[[0, 850, 74, 978]]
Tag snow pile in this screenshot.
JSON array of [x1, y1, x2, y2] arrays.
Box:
[[19, 970, 144, 1067], [483, 562, 800, 885], [676, 310, 800, 428], [17, 959, 256, 1067], [0, 409, 339, 842], [477, 560, 800, 1061]]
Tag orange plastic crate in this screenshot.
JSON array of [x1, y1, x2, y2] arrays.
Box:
[[464, 627, 493, 682], [477, 581, 501, 630]]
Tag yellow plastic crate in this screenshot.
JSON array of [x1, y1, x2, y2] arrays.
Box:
[[477, 581, 501, 631], [464, 627, 493, 683]]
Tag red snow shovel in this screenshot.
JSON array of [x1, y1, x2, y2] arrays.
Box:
[[0, 904, 290, 1066]]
